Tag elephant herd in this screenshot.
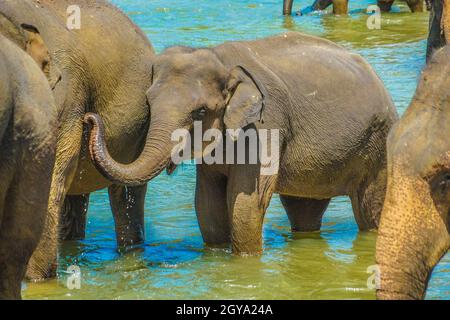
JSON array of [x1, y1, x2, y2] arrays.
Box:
[[284, 0, 427, 15], [0, 0, 448, 300]]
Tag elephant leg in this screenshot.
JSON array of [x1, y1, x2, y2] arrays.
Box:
[[195, 165, 230, 245], [0, 155, 51, 299], [406, 0, 424, 12], [26, 116, 83, 280], [109, 184, 147, 249], [227, 164, 277, 255], [377, 0, 395, 12], [280, 195, 331, 232], [60, 194, 90, 241], [350, 167, 387, 231], [426, 0, 446, 60], [332, 0, 349, 14]]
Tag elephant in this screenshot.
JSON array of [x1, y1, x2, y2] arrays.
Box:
[[427, 0, 450, 60], [283, 0, 425, 15], [0, 34, 57, 299], [85, 32, 398, 255], [0, 0, 155, 280], [376, 45, 450, 300]]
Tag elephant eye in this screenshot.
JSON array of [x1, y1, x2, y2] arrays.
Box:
[[192, 106, 207, 121], [430, 172, 450, 197]]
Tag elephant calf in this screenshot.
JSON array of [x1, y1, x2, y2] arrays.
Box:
[[376, 45, 450, 300], [85, 32, 398, 255], [0, 34, 57, 299]]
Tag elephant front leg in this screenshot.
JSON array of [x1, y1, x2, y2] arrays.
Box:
[[227, 165, 277, 255], [60, 194, 90, 241], [109, 184, 147, 250], [195, 166, 230, 246], [280, 195, 330, 232]]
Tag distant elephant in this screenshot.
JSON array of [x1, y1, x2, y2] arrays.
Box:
[[427, 0, 449, 60], [85, 32, 398, 255], [283, 0, 425, 15], [0, 34, 57, 299], [0, 0, 155, 280], [376, 45, 450, 300]]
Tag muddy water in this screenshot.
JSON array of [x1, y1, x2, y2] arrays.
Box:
[[23, 0, 449, 300]]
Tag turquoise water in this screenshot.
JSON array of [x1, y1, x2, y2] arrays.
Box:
[[24, 0, 449, 299]]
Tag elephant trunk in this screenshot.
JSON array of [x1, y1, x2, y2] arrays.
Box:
[[376, 166, 450, 300], [283, 0, 294, 15], [84, 112, 175, 186]]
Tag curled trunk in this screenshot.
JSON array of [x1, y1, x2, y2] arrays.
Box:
[[84, 113, 173, 186]]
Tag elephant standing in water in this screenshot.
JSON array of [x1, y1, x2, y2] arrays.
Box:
[[0, 34, 57, 299], [376, 45, 450, 300], [283, 0, 425, 15], [86, 32, 398, 255], [0, 0, 155, 280]]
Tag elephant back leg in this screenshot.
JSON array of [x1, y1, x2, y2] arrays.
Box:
[[60, 194, 90, 241], [26, 99, 85, 280], [350, 166, 387, 231], [109, 184, 147, 250], [406, 0, 424, 12], [377, 0, 395, 12], [0, 148, 53, 299], [195, 166, 230, 245], [280, 195, 330, 232]]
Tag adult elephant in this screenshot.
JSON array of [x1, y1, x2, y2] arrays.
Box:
[[376, 45, 450, 300], [0, 0, 155, 280], [0, 34, 57, 299], [85, 32, 398, 255], [283, 0, 425, 15], [427, 0, 450, 60]]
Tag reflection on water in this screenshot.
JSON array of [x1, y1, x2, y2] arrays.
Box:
[[23, 0, 449, 300]]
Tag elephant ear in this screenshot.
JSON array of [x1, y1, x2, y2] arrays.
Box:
[[223, 65, 266, 130], [21, 24, 61, 89]]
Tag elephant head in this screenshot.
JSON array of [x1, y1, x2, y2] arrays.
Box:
[[376, 45, 450, 300], [0, 13, 61, 89], [84, 48, 266, 186]]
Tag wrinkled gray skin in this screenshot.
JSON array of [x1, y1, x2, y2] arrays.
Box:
[[0, 0, 155, 280], [283, 0, 424, 15], [0, 34, 57, 299], [376, 45, 450, 300], [86, 32, 398, 255], [427, 0, 450, 60]]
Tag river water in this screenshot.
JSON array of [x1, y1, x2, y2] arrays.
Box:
[[23, 0, 449, 300]]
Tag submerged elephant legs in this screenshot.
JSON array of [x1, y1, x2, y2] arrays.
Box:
[[280, 196, 331, 232]]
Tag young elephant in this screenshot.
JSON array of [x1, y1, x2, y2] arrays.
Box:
[[86, 32, 398, 255], [283, 0, 424, 15], [376, 45, 450, 300], [0, 34, 57, 299]]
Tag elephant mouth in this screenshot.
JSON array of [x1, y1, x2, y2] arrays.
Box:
[[166, 161, 178, 175]]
